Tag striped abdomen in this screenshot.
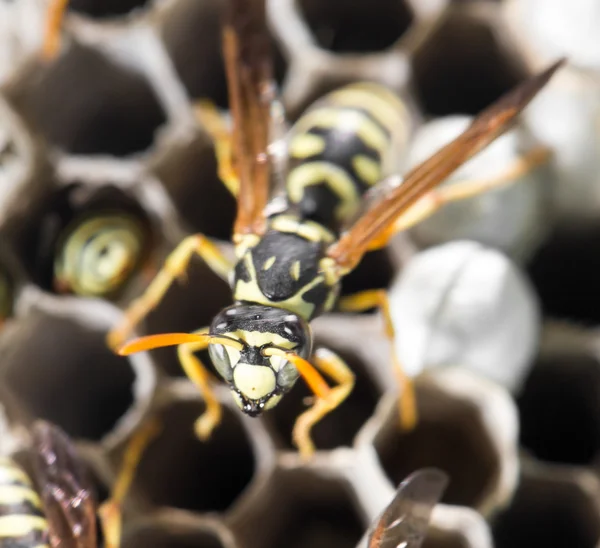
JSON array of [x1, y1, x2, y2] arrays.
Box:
[[285, 82, 411, 233], [0, 458, 49, 548]]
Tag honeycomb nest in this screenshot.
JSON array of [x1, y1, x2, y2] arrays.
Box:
[[1, 0, 600, 547]]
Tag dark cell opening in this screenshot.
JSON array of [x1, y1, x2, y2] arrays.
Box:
[[299, 0, 414, 52], [235, 472, 364, 548], [526, 221, 600, 325], [2, 313, 135, 441], [375, 384, 497, 509], [68, 0, 150, 18], [130, 401, 255, 513], [493, 473, 600, 548], [340, 248, 395, 297], [264, 339, 380, 452], [152, 133, 237, 241], [16, 43, 166, 156], [413, 11, 527, 116], [161, 0, 286, 108], [518, 352, 600, 465], [123, 525, 225, 548]]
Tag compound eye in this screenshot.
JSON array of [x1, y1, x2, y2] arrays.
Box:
[[209, 343, 240, 382], [276, 360, 300, 390], [54, 214, 147, 298]]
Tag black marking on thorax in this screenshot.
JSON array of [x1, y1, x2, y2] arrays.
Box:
[[251, 230, 323, 302]]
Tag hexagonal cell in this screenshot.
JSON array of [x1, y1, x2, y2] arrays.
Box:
[[151, 131, 237, 240], [229, 469, 364, 548], [11, 182, 155, 301], [67, 0, 151, 18], [526, 221, 600, 325], [298, 0, 414, 53], [374, 378, 505, 511], [123, 515, 236, 548], [493, 466, 600, 548], [128, 399, 255, 513], [412, 7, 528, 116], [262, 323, 382, 452], [11, 42, 166, 156], [0, 305, 149, 441], [518, 350, 600, 465], [160, 0, 286, 108]]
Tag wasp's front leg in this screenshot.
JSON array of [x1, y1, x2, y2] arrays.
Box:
[[291, 348, 355, 460], [107, 234, 232, 351]]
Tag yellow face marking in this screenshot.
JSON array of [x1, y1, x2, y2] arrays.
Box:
[[264, 393, 283, 410], [228, 329, 297, 350], [293, 107, 389, 154], [0, 485, 42, 507], [0, 464, 31, 486], [233, 362, 276, 400], [289, 133, 326, 158], [0, 515, 48, 537], [291, 260, 301, 281], [263, 256, 276, 271], [287, 162, 360, 221], [269, 215, 335, 243], [352, 155, 381, 185]]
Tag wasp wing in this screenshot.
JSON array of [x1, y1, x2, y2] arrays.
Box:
[[327, 59, 566, 272], [30, 421, 98, 548], [223, 0, 277, 238], [366, 468, 448, 548]]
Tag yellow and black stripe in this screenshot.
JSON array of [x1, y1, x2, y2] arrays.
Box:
[[0, 458, 49, 547], [285, 82, 410, 233]]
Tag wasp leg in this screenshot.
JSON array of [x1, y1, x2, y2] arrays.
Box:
[[98, 417, 161, 548], [194, 100, 240, 198], [106, 234, 232, 351], [292, 348, 355, 460], [338, 289, 417, 432], [367, 145, 552, 251], [42, 0, 70, 60], [177, 327, 223, 441]]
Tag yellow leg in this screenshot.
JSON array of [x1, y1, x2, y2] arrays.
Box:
[[177, 327, 223, 441], [42, 0, 70, 60], [106, 234, 232, 351], [292, 348, 355, 460], [98, 417, 161, 548], [194, 100, 240, 198], [367, 145, 552, 251], [338, 289, 417, 432]]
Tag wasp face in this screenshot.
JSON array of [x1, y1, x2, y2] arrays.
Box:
[[209, 304, 312, 416]]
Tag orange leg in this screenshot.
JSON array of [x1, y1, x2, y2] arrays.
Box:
[[42, 0, 70, 60], [98, 418, 161, 548], [263, 347, 355, 460], [338, 289, 417, 431]]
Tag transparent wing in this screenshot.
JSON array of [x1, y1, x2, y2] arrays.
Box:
[[223, 0, 277, 238], [367, 468, 448, 548], [327, 59, 566, 272], [31, 421, 98, 548]]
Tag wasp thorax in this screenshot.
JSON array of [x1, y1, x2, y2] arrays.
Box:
[[209, 304, 312, 417]]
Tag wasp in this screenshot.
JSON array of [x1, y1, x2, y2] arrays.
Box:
[[0, 419, 158, 548], [95, 0, 564, 459], [362, 467, 448, 548]]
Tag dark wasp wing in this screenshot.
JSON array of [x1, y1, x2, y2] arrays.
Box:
[[31, 421, 98, 548], [327, 59, 566, 272], [223, 0, 278, 238], [367, 468, 448, 548]]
